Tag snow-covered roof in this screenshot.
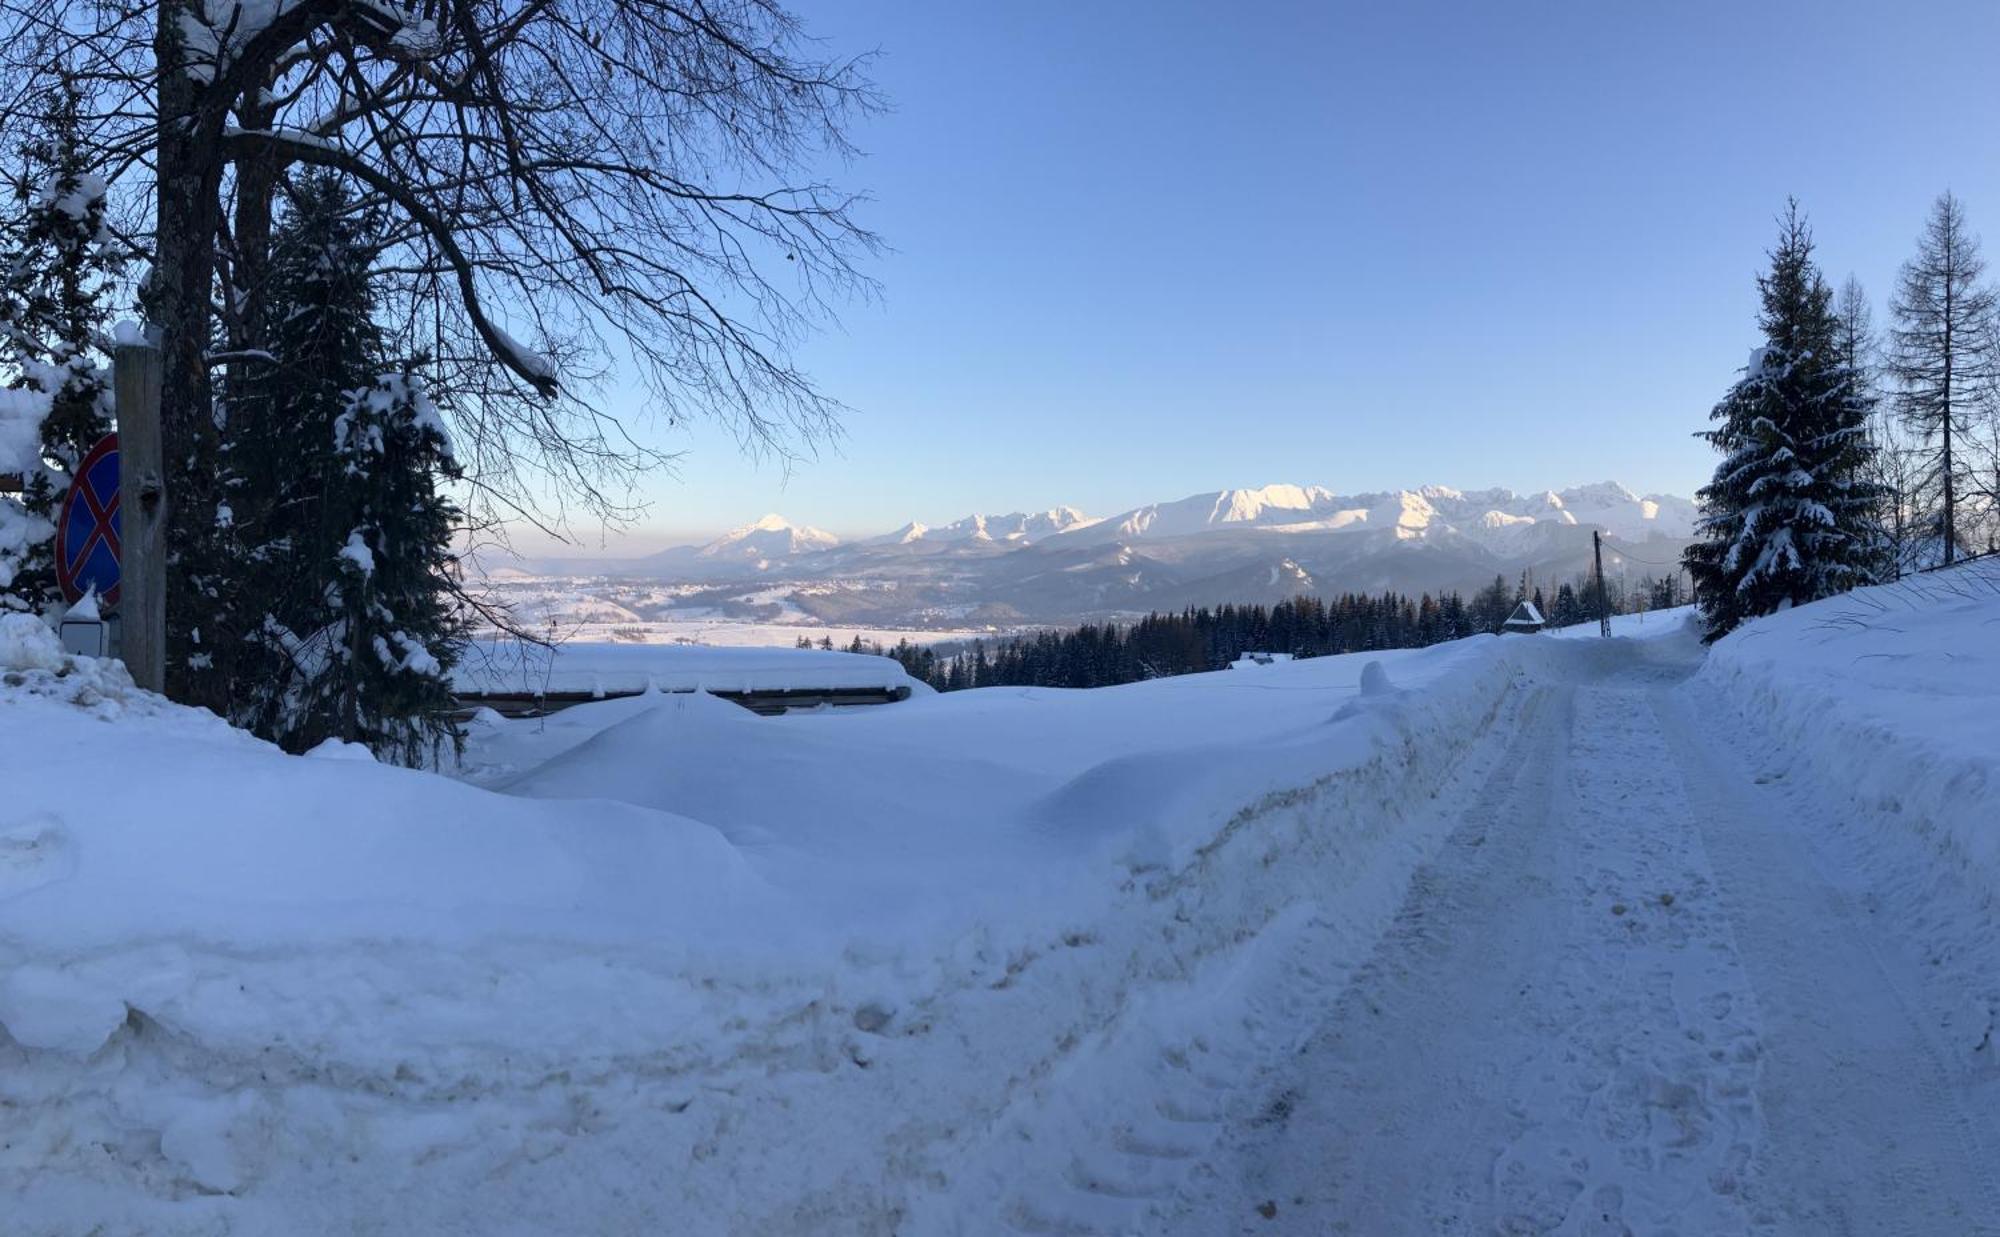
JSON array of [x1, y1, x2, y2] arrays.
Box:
[[451, 639, 919, 697], [1504, 601, 1546, 627], [1231, 651, 1296, 668]]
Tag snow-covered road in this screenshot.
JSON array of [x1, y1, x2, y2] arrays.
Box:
[[1165, 635, 2000, 1236], [8, 575, 1998, 1235]]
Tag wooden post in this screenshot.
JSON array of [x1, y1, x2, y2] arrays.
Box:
[[115, 342, 166, 694], [1593, 529, 1612, 639]]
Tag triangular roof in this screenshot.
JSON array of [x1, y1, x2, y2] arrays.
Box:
[[1504, 600, 1545, 626]]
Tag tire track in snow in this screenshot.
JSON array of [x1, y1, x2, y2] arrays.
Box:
[[1657, 687, 2000, 1236], [1165, 647, 1767, 1235], [919, 672, 1555, 1236]]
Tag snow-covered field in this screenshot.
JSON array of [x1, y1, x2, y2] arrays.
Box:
[[485, 613, 1008, 651], [468, 573, 1010, 650], [450, 637, 926, 698], [2, 564, 1997, 1234]]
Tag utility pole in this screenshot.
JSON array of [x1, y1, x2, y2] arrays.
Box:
[[116, 341, 166, 693], [1593, 529, 1612, 638]]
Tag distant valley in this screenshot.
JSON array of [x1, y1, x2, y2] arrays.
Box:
[[476, 482, 1697, 642]]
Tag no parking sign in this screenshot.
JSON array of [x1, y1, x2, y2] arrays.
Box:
[[54, 432, 120, 607]]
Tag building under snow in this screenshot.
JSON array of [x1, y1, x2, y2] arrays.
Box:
[[1502, 600, 1546, 634]]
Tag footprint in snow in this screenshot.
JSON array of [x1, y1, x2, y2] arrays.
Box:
[[0, 815, 74, 899]]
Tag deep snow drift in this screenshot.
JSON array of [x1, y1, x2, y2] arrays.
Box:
[[0, 612, 1524, 1235], [2, 563, 1997, 1235]]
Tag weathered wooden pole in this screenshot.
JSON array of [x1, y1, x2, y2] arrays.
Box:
[[1593, 529, 1612, 639], [115, 341, 166, 693]]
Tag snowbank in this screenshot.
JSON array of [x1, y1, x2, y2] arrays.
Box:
[[451, 637, 921, 697], [0, 610, 1592, 1233], [1698, 562, 2000, 898], [1544, 603, 1696, 639]]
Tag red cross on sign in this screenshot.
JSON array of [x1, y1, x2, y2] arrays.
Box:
[[55, 432, 121, 607]]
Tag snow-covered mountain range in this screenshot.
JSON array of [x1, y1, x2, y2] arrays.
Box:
[[509, 482, 1697, 627], [640, 482, 1692, 560], [1054, 482, 1694, 547]]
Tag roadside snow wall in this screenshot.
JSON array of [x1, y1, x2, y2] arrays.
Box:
[[1697, 561, 2000, 902], [0, 612, 1567, 1235]]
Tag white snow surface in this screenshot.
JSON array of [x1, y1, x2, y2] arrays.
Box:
[[0, 384, 54, 476], [4, 564, 1999, 1234], [0, 502, 53, 590], [488, 324, 556, 382], [450, 637, 922, 697], [335, 530, 374, 577]]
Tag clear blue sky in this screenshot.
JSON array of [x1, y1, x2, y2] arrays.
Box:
[[547, 0, 2000, 552]]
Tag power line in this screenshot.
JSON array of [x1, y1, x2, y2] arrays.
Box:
[[1597, 544, 1687, 569]]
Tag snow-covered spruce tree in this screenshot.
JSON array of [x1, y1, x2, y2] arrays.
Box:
[[238, 172, 464, 764], [322, 366, 466, 764], [0, 86, 115, 610], [1685, 203, 1885, 641], [1888, 192, 1998, 568]]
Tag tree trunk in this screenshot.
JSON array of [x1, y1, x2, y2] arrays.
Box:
[[153, 0, 229, 709], [1943, 298, 1955, 566], [231, 90, 280, 356]]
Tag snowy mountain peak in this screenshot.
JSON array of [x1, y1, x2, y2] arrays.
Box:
[[697, 514, 840, 561], [1209, 484, 1334, 523], [1077, 484, 1340, 543], [882, 506, 1103, 546], [1562, 481, 1643, 506]]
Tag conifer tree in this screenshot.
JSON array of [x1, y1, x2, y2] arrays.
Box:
[[322, 365, 466, 764], [1472, 574, 1513, 634], [238, 172, 464, 763], [0, 86, 115, 610], [1685, 203, 1885, 641], [1552, 582, 1581, 626], [1888, 193, 1997, 567]]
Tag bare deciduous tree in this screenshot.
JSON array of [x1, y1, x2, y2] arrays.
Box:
[[0, 0, 881, 701], [1968, 313, 2000, 555], [1888, 191, 1998, 567]]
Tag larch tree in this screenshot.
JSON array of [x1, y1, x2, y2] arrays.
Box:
[[1836, 274, 1922, 577], [1887, 191, 1998, 567], [1973, 312, 2000, 554], [1685, 202, 1884, 641], [0, 0, 881, 710], [1833, 275, 1876, 397]]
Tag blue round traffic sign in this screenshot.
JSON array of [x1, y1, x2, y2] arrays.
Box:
[[55, 433, 120, 607]]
